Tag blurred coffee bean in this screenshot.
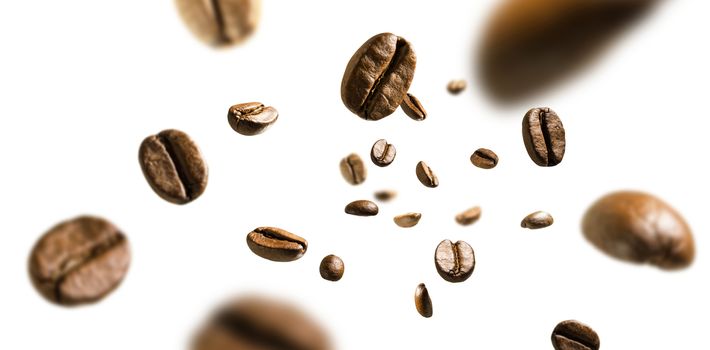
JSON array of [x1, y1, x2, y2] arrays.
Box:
[[455, 206, 481, 226], [374, 190, 397, 202], [394, 212, 421, 228], [175, 0, 261, 47], [447, 80, 467, 94], [340, 153, 366, 185]]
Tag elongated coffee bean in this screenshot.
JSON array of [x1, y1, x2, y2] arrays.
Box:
[[400, 93, 426, 121], [246, 227, 307, 262], [435, 239, 475, 283], [319, 255, 344, 282], [414, 283, 433, 318], [521, 211, 553, 229], [470, 148, 498, 169], [175, 0, 261, 47], [551, 320, 600, 350], [374, 189, 397, 202], [394, 212, 421, 228], [370, 139, 396, 167], [339, 153, 366, 185], [522, 107, 565, 166], [227, 102, 278, 136], [455, 206, 481, 226], [345, 200, 379, 216], [341, 33, 417, 120], [415, 161, 438, 188], [139, 129, 208, 204], [447, 80, 467, 94]]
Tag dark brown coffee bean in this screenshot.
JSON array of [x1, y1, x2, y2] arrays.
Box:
[[435, 239, 475, 283], [374, 189, 397, 202], [415, 161, 438, 188], [370, 139, 396, 167], [522, 107, 566, 167], [393, 212, 421, 228], [341, 32, 417, 120], [139, 129, 208, 204], [582, 191, 694, 270], [400, 93, 427, 121], [227, 102, 278, 136], [319, 255, 344, 282], [521, 211, 554, 229], [339, 153, 366, 185], [246, 227, 307, 262], [455, 206, 481, 226], [551, 320, 600, 350], [414, 283, 433, 318], [175, 0, 261, 47], [470, 148, 498, 169], [344, 200, 379, 216], [447, 79, 467, 94], [28, 216, 130, 306], [192, 295, 332, 350]]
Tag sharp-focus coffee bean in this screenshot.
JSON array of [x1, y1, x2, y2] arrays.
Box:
[[227, 102, 278, 136], [414, 283, 433, 318], [394, 212, 421, 228], [344, 200, 379, 216], [374, 190, 397, 202], [470, 148, 499, 169], [400, 93, 427, 121], [551, 320, 600, 350], [28, 216, 130, 306], [455, 206, 481, 226], [582, 191, 694, 270], [246, 227, 307, 262], [339, 153, 367, 185], [175, 0, 261, 47], [319, 255, 344, 282], [522, 107, 565, 167], [447, 80, 467, 94], [435, 239, 475, 283], [341, 32, 417, 121], [415, 161, 438, 188], [139, 129, 208, 204], [521, 211, 554, 229], [370, 139, 396, 167], [192, 295, 332, 350]]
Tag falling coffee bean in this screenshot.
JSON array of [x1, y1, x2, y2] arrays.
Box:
[[522, 107, 566, 167], [28, 216, 131, 306], [339, 153, 367, 185], [319, 255, 344, 282], [455, 206, 482, 226], [345, 200, 379, 216], [227, 102, 278, 136], [370, 139, 396, 167], [374, 190, 397, 202], [400, 93, 427, 121], [551, 320, 600, 350], [521, 211, 553, 229], [393, 212, 421, 228], [435, 239, 475, 283], [470, 148, 499, 169], [415, 161, 438, 188], [414, 283, 433, 318], [246, 227, 307, 262], [447, 79, 467, 94], [139, 129, 208, 204], [175, 0, 261, 47]]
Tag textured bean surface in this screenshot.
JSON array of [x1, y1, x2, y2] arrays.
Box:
[[414, 283, 433, 318], [344, 200, 379, 216], [415, 161, 439, 188], [246, 227, 308, 262], [522, 107, 566, 167], [319, 255, 344, 281], [551, 320, 600, 350], [227, 102, 278, 136], [400, 93, 427, 121], [434, 239, 475, 283]]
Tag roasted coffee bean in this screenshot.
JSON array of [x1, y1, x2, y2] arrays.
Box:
[[400, 93, 427, 121], [582, 191, 694, 270], [175, 0, 261, 47], [345, 200, 379, 216], [415, 161, 438, 188], [435, 239, 475, 283], [522, 107, 566, 166], [521, 211, 554, 229], [339, 153, 366, 185], [374, 190, 397, 202], [341, 32, 417, 120], [139, 129, 208, 204], [227, 102, 278, 136], [414, 283, 433, 318], [370, 139, 396, 167], [551, 320, 600, 350], [246, 227, 307, 262], [319, 255, 344, 282], [192, 295, 332, 350], [470, 148, 498, 169], [455, 206, 482, 226], [394, 212, 421, 228], [28, 216, 130, 306], [447, 80, 467, 94]]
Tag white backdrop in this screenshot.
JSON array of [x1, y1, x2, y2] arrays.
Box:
[[1, 0, 709, 348]]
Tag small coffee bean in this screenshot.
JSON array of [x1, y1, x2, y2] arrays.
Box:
[[415, 161, 438, 188], [227, 102, 278, 136], [374, 190, 397, 202], [175, 0, 261, 47], [455, 206, 482, 226], [447, 79, 467, 94], [339, 153, 367, 185], [470, 148, 499, 169], [435, 239, 475, 283], [319, 255, 344, 282], [414, 283, 433, 318], [582, 191, 694, 269], [28, 216, 130, 306], [139, 129, 208, 204], [521, 211, 554, 229], [400, 93, 427, 121], [246, 227, 307, 262], [522, 107, 566, 167], [370, 139, 396, 167], [344, 200, 379, 216], [393, 212, 421, 228], [551, 320, 600, 350]]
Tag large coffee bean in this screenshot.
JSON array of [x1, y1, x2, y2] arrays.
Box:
[[434, 239, 475, 283], [522, 107, 565, 167]]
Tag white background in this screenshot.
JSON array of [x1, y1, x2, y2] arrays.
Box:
[[1, 0, 709, 348]]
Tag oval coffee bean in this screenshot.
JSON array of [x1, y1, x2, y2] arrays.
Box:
[[400, 93, 427, 121], [521, 211, 554, 229], [455, 206, 481, 226], [393, 212, 421, 228], [319, 255, 344, 282], [344, 200, 379, 216], [374, 189, 397, 202], [415, 161, 438, 188], [414, 283, 433, 318], [447, 79, 467, 94], [582, 191, 694, 270], [522, 107, 565, 167], [175, 0, 261, 47], [139, 129, 208, 204], [246, 227, 307, 262], [370, 139, 396, 167], [551, 320, 600, 350], [470, 148, 499, 169], [28, 216, 130, 306], [339, 153, 366, 185], [227, 102, 278, 136], [341, 32, 417, 121], [435, 239, 475, 283]]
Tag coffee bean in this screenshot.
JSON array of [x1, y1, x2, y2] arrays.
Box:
[[370, 139, 396, 167], [374, 189, 397, 202], [551, 320, 600, 350], [521, 211, 554, 229], [345, 200, 379, 216], [227, 102, 278, 136], [455, 206, 481, 226], [435, 239, 475, 283], [139, 129, 208, 204], [28, 216, 130, 306], [447, 79, 467, 94], [414, 283, 433, 318], [246, 227, 307, 262], [582, 191, 694, 269], [415, 161, 438, 188], [319, 255, 344, 282], [339, 153, 367, 185], [470, 148, 498, 169], [341, 32, 417, 120], [522, 107, 565, 167], [394, 212, 421, 228], [400, 93, 427, 121], [192, 295, 332, 350], [175, 0, 261, 47]]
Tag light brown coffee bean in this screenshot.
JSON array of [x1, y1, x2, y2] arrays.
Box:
[[521, 211, 554, 229], [393, 212, 421, 228], [455, 206, 482, 226], [175, 0, 261, 47], [370, 139, 396, 167], [319, 255, 344, 282], [400, 93, 427, 121], [246, 227, 307, 262], [470, 148, 499, 169], [447, 80, 467, 94], [339, 153, 366, 185], [415, 161, 438, 188], [551, 320, 600, 350], [414, 283, 433, 318], [374, 190, 397, 202], [435, 239, 475, 283], [227, 102, 278, 136], [344, 200, 379, 216], [522, 107, 566, 167]]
